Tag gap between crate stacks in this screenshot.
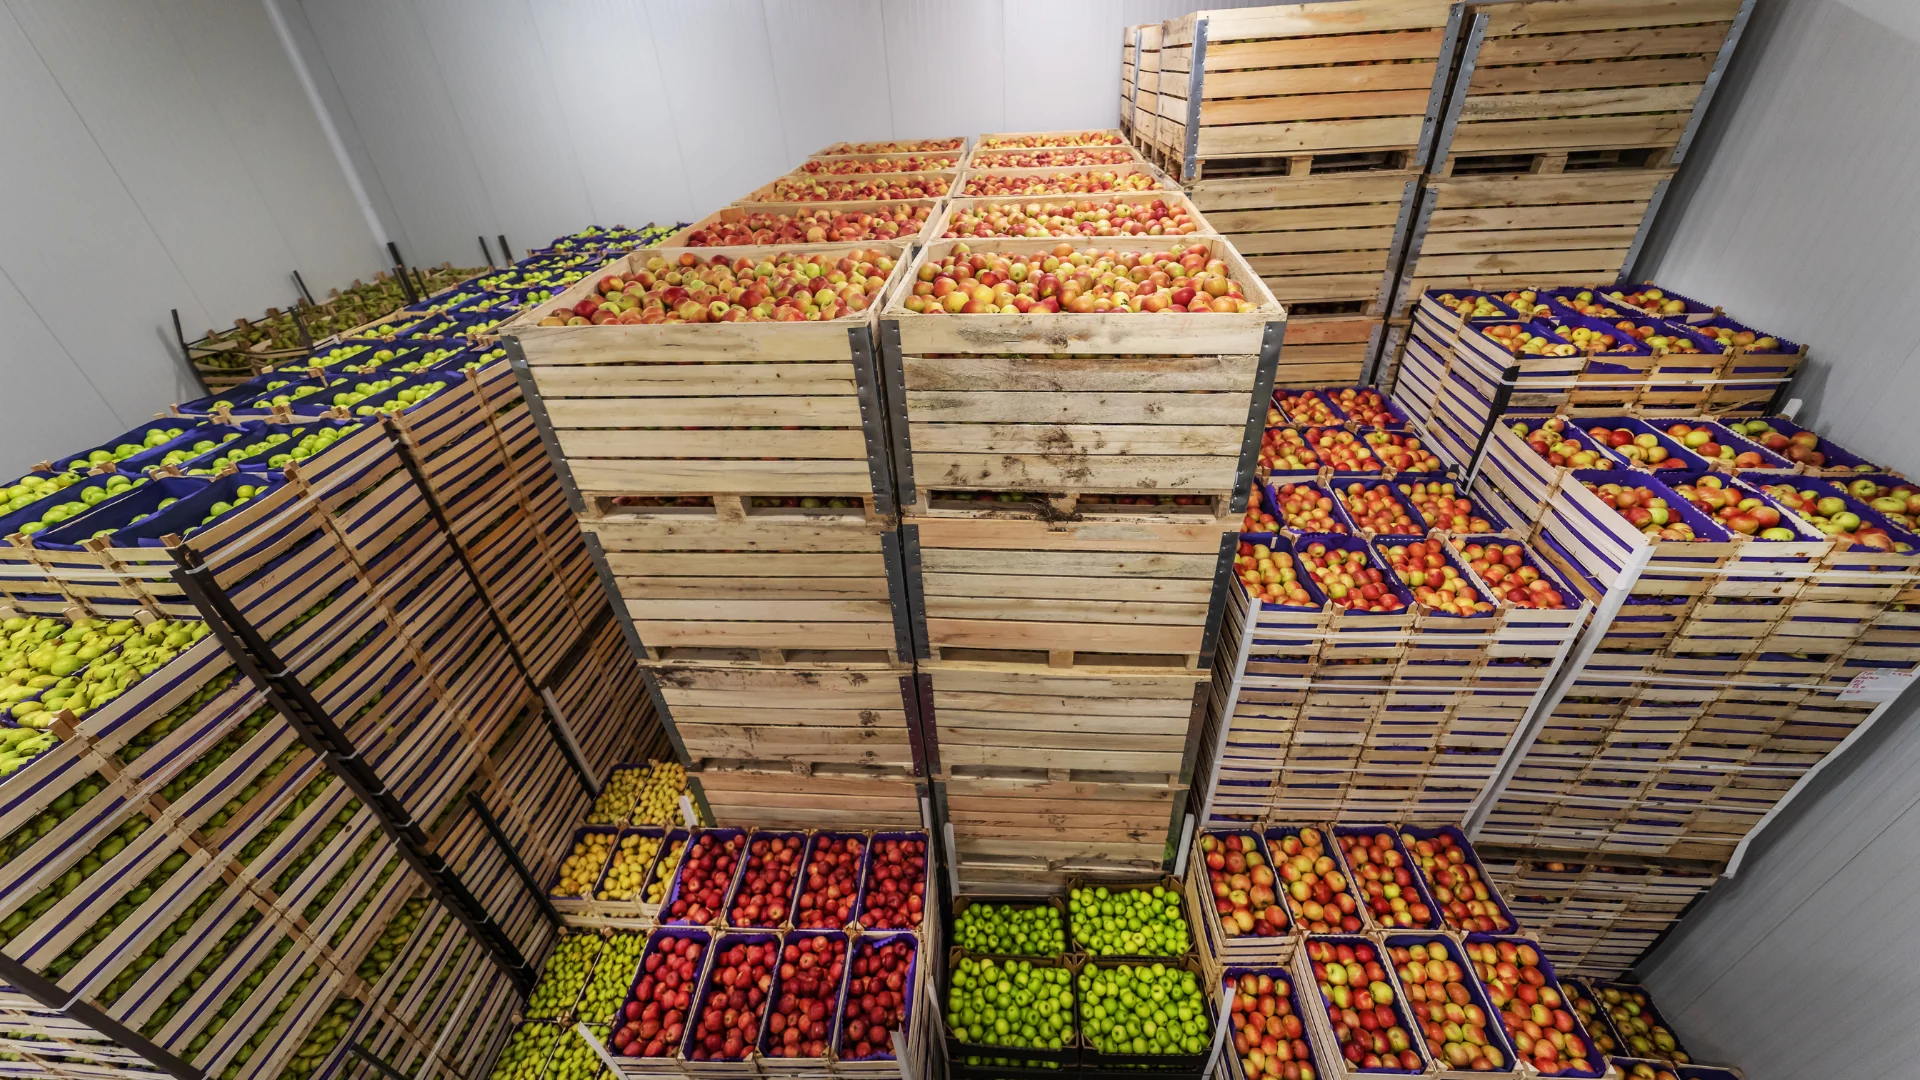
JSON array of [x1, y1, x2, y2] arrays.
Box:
[[1429, 0, 1751, 180], [1151, 0, 1462, 184]]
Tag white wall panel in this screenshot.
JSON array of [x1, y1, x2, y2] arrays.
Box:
[[527, 0, 695, 232], [0, 267, 125, 478], [762, 0, 893, 164], [881, 1, 1007, 139], [644, 0, 790, 205], [1002, 0, 1126, 132]]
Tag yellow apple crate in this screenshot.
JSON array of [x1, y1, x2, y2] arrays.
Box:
[[690, 759, 924, 830], [1187, 170, 1420, 314], [971, 128, 1132, 152], [1390, 170, 1672, 320], [737, 172, 955, 205], [927, 188, 1217, 242], [661, 199, 946, 249], [584, 510, 908, 667], [506, 241, 912, 520], [1430, 0, 1747, 178], [910, 512, 1242, 677], [646, 662, 918, 773], [943, 765, 1183, 892], [1152, 1, 1461, 184], [953, 160, 1174, 198]]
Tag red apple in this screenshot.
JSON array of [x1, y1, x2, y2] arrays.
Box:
[[668, 832, 745, 925], [765, 933, 847, 1059], [1465, 939, 1593, 1076], [856, 836, 927, 930], [1337, 831, 1433, 929], [1307, 939, 1422, 1071], [795, 835, 863, 929], [688, 938, 777, 1061], [728, 833, 804, 928], [613, 933, 707, 1057], [840, 937, 914, 1060]]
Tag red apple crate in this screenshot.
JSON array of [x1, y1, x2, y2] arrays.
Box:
[[738, 173, 955, 205], [829, 930, 922, 1076], [1261, 824, 1369, 934], [973, 129, 1129, 152], [752, 928, 850, 1080], [811, 138, 965, 159], [679, 929, 781, 1076], [1185, 829, 1293, 975], [609, 926, 716, 1079], [1478, 417, 1619, 523], [791, 831, 871, 933], [1326, 824, 1443, 933], [1581, 981, 1691, 1064], [1396, 825, 1521, 937], [955, 160, 1172, 199], [1292, 933, 1432, 1078], [1218, 965, 1338, 1080], [1535, 470, 1736, 603], [930, 189, 1217, 241], [788, 152, 963, 178], [850, 829, 929, 933], [1376, 932, 1523, 1080], [659, 828, 751, 929], [965, 144, 1146, 169], [664, 200, 945, 249], [720, 829, 808, 932]]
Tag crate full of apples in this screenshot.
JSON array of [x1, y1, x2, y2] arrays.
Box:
[[1221, 966, 1333, 1080], [1187, 830, 1293, 971]]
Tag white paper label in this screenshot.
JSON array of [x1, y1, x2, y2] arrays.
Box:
[[1839, 669, 1917, 702], [679, 794, 698, 828]]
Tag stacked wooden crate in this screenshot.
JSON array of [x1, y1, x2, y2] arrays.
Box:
[[1132, 23, 1163, 154], [878, 213, 1284, 890], [1389, 0, 1752, 318], [1470, 412, 1917, 871], [1145, 0, 1461, 385], [508, 142, 962, 837], [1479, 847, 1719, 977]]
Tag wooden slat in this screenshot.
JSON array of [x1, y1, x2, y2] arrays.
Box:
[[1208, 203, 1403, 234], [569, 459, 874, 495], [907, 423, 1242, 456], [1410, 247, 1633, 277], [1448, 114, 1691, 153], [556, 429, 866, 459], [913, 453, 1240, 492], [903, 390, 1246, 425], [1477, 0, 1743, 37], [1190, 172, 1414, 211], [1428, 203, 1653, 231], [901, 355, 1257, 392], [1477, 24, 1729, 65], [923, 596, 1209, 625], [920, 548, 1218, 578], [1457, 84, 1708, 123], [919, 572, 1210, 603], [545, 396, 863, 428], [1418, 226, 1641, 255], [926, 617, 1204, 654], [1469, 54, 1717, 94], [615, 578, 892, 601], [913, 518, 1229, 556], [1196, 116, 1427, 157], [630, 618, 896, 648], [1229, 226, 1398, 255], [527, 362, 858, 397], [1199, 88, 1435, 126], [1195, 0, 1454, 44], [604, 552, 887, 576], [1430, 171, 1670, 206]]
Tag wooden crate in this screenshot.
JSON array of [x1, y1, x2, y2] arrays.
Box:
[[1431, 0, 1748, 177], [690, 760, 924, 830], [922, 661, 1206, 776], [736, 172, 954, 203], [810, 138, 966, 158], [955, 161, 1173, 197], [972, 129, 1131, 151], [941, 766, 1183, 891], [1155, 0, 1461, 182], [1392, 170, 1672, 319], [585, 512, 906, 664], [647, 663, 917, 769], [904, 515, 1234, 670], [963, 145, 1147, 170], [786, 151, 964, 177], [1188, 170, 1421, 313], [660, 199, 944, 248], [928, 189, 1218, 241], [507, 242, 907, 513], [1276, 315, 1387, 386]]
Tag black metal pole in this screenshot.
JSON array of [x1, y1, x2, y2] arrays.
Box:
[[167, 545, 534, 994], [347, 1042, 414, 1080], [379, 416, 598, 799], [479, 236, 496, 267], [291, 303, 315, 352], [1466, 363, 1522, 481], [387, 242, 419, 304], [0, 952, 204, 1080], [497, 234, 513, 261], [171, 308, 212, 398], [293, 270, 317, 307], [465, 791, 565, 931]]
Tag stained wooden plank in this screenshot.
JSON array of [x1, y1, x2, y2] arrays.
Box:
[[1229, 226, 1399, 255], [1419, 226, 1641, 255], [1477, 24, 1729, 65], [1200, 88, 1435, 126], [1189, 172, 1414, 212], [630, 618, 896, 649], [603, 552, 888, 576], [1410, 247, 1633, 278], [907, 423, 1243, 456], [903, 390, 1246, 425], [923, 595, 1210, 624], [568, 459, 873, 495], [545, 395, 863, 428], [556, 428, 866, 459], [1469, 54, 1717, 94], [1196, 116, 1427, 156], [913, 453, 1240, 491], [1477, 0, 1742, 37], [615, 577, 892, 601], [1431, 171, 1670, 206], [920, 549, 1218, 579], [1448, 114, 1692, 153], [1458, 84, 1708, 123], [1246, 250, 1394, 275], [927, 617, 1204, 654], [919, 572, 1211, 603], [1429, 203, 1653, 231], [901, 354, 1258, 392], [1209, 203, 1403, 234], [625, 598, 894, 622], [528, 362, 858, 397]]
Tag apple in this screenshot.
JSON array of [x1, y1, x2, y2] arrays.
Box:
[[1243, 484, 1279, 532], [1365, 430, 1442, 472], [1699, 320, 1780, 351], [941, 197, 1199, 239], [1260, 427, 1323, 473], [1381, 540, 1492, 615], [1510, 418, 1606, 468], [1595, 985, 1688, 1062], [1340, 481, 1418, 534], [1401, 831, 1511, 933], [537, 250, 895, 326], [1465, 939, 1594, 1076], [667, 832, 745, 925], [613, 933, 706, 1057], [1228, 970, 1316, 1080], [1299, 426, 1379, 472], [1298, 543, 1402, 612], [840, 937, 914, 1059], [902, 241, 1249, 314], [727, 834, 804, 928], [1390, 940, 1508, 1071], [1495, 290, 1545, 317], [1759, 483, 1910, 550], [1274, 390, 1337, 426], [1586, 426, 1684, 469], [1401, 481, 1491, 532], [1552, 289, 1622, 319], [977, 131, 1127, 149], [1337, 831, 1434, 928], [1618, 1063, 1681, 1080], [1604, 286, 1688, 317], [820, 138, 962, 155], [968, 147, 1137, 168], [1559, 980, 1620, 1056], [856, 836, 927, 930], [687, 939, 776, 1061], [1306, 939, 1422, 1071], [1580, 482, 1699, 541], [1460, 542, 1567, 609], [682, 206, 930, 247], [1237, 541, 1315, 607], [1200, 832, 1288, 937], [765, 933, 847, 1058], [1270, 828, 1358, 934], [1484, 324, 1578, 357], [795, 835, 863, 929], [1671, 475, 1796, 539], [764, 176, 951, 201], [1273, 483, 1343, 533], [1435, 292, 1504, 319], [961, 169, 1160, 196], [796, 154, 958, 175]]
